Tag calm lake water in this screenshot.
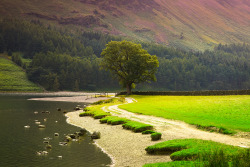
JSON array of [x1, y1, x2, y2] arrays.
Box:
[[0, 95, 111, 167]]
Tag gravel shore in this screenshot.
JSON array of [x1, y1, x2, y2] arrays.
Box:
[[66, 111, 171, 167]]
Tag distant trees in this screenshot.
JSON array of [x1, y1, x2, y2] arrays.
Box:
[[101, 41, 159, 94], [0, 19, 249, 91]]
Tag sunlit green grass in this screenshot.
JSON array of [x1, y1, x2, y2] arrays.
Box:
[[144, 139, 250, 167], [0, 56, 43, 92], [119, 95, 250, 132]]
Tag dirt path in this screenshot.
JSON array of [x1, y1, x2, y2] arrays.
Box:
[[102, 98, 250, 148], [66, 97, 249, 167]]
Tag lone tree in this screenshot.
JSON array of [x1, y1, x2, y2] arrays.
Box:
[[100, 40, 159, 94]]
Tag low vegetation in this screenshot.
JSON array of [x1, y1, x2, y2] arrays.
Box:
[[143, 161, 201, 167], [119, 95, 250, 134], [151, 132, 162, 141], [145, 139, 249, 166], [79, 103, 112, 119], [122, 121, 153, 133], [145, 139, 243, 160], [142, 130, 156, 134], [100, 116, 129, 125], [0, 55, 42, 92], [80, 98, 155, 133]]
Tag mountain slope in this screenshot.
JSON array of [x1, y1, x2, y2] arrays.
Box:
[[0, 0, 249, 50], [0, 55, 43, 92]]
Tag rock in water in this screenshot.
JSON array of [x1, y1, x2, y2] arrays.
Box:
[[80, 128, 87, 134], [91, 131, 101, 139], [38, 125, 46, 128]]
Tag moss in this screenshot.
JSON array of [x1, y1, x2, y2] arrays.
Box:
[[122, 121, 153, 132], [151, 132, 162, 141], [100, 116, 129, 125]]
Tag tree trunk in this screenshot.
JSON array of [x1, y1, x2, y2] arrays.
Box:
[[126, 83, 132, 95]]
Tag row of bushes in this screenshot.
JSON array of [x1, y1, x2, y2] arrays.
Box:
[[117, 90, 250, 96], [100, 116, 153, 133], [100, 116, 162, 140], [79, 98, 162, 140]]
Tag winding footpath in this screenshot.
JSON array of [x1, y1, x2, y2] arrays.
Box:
[[66, 97, 250, 167], [102, 98, 250, 148]]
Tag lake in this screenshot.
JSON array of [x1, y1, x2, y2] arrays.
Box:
[[0, 95, 111, 167]]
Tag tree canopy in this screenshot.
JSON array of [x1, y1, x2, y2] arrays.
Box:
[[1, 19, 249, 92], [100, 40, 159, 94]]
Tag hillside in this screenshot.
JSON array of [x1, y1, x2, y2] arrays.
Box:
[[0, 54, 43, 92], [0, 0, 249, 51]]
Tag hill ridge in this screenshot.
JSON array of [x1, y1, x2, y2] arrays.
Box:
[[0, 0, 249, 50]]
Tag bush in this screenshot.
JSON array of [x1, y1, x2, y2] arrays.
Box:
[[122, 121, 153, 132], [79, 112, 93, 117], [151, 132, 162, 141], [79, 110, 110, 118], [100, 116, 129, 125]]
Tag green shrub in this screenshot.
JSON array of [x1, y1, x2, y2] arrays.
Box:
[[79, 112, 93, 117], [79, 107, 111, 118], [142, 130, 156, 134], [83, 107, 90, 111], [100, 116, 129, 125], [122, 121, 153, 132], [100, 117, 109, 123], [151, 132, 162, 141]]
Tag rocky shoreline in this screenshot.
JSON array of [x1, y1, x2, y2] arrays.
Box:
[[65, 110, 171, 167]]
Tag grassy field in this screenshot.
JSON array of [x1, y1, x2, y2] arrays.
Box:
[[0, 55, 43, 92], [119, 95, 250, 133], [144, 139, 249, 167]]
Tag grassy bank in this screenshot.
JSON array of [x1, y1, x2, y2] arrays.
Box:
[[0, 55, 43, 92], [144, 139, 249, 167], [119, 95, 250, 133]]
